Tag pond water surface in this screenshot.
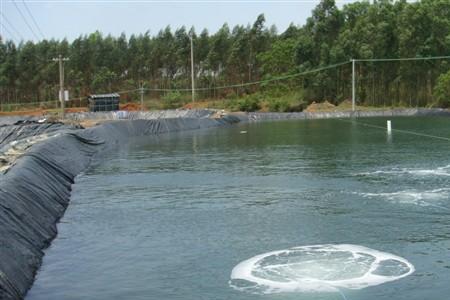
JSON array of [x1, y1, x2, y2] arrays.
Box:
[[27, 117, 450, 300]]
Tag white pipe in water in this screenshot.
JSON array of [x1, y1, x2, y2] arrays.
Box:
[[387, 120, 392, 133]]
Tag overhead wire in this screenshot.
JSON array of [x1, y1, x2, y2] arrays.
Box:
[[0, 12, 25, 41], [141, 55, 450, 93], [12, 0, 40, 41], [143, 60, 351, 92], [354, 56, 450, 62], [21, 0, 45, 39], [0, 22, 19, 43], [114, 88, 141, 94]]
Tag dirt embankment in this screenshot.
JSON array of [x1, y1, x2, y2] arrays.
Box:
[[0, 102, 143, 118], [304, 99, 366, 112]]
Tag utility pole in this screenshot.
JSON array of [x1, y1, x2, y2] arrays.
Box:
[[52, 54, 69, 119], [351, 59, 356, 112], [140, 82, 144, 111], [189, 33, 195, 103]]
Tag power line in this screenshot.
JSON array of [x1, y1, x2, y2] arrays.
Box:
[[210, 60, 351, 90], [144, 60, 351, 92], [0, 12, 25, 41], [0, 22, 19, 43], [137, 54, 450, 100], [12, 0, 40, 41], [354, 56, 450, 62], [21, 0, 45, 39], [350, 55, 450, 111]]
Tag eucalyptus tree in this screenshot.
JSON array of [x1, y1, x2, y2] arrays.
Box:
[[1, 0, 450, 108]]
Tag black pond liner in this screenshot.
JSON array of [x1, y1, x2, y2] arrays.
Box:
[[0, 116, 240, 300]]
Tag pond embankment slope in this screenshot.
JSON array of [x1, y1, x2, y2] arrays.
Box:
[[0, 115, 238, 300], [1, 108, 449, 300]]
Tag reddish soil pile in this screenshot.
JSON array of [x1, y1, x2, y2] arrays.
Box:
[[305, 101, 336, 112], [120, 102, 142, 111], [65, 107, 88, 113]]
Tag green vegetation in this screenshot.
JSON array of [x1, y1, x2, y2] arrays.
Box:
[[161, 91, 186, 109], [226, 95, 261, 112], [434, 70, 450, 108], [1, 0, 450, 110], [223, 92, 306, 112]]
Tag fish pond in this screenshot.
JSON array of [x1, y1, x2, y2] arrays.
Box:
[[27, 117, 450, 300]]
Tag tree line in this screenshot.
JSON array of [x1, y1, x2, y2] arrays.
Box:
[[1, 0, 450, 110]]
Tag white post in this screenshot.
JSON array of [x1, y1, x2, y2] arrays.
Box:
[[140, 83, 144, 111], [190, 33, 195, 103], [352, 59, 355, 112], [387, 120, 392, 133]]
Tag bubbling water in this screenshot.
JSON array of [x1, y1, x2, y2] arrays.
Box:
[[230, 244, 414, 294], [356, 165, 450, 177], [353, 188, 450, 210]]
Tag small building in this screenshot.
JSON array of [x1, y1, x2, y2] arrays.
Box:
[[88, 93, 120, 112]]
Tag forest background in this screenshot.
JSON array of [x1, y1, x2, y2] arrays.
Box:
[[1, 0, 450, 112]]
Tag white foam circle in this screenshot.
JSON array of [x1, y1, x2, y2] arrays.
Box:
[[230, 244, 414, 294]]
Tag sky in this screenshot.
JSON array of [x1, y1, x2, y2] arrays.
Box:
[[0, 0, 357, 43]]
